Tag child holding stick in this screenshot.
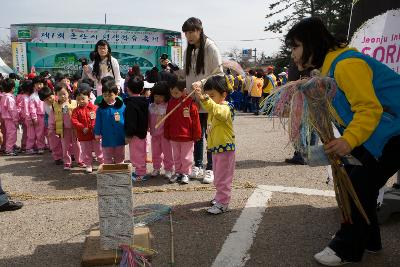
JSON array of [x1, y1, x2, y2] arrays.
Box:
[[194, 75, 235, 214]]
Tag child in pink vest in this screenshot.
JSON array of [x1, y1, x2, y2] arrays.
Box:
[[38, 86, 63, 165], [18, 80, 34, 154], [0, 78, 19, 156], [26, 77, 46, 154], [148, 82, 174, 180]]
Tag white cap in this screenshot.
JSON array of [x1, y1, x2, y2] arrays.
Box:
[[144, 81, 155, 89]]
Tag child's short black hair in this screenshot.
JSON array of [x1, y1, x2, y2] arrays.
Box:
[[75, 83, 92, 98], [3, 78, 15, 93], [256, 69, 264, 78], [248, 69, 255, 75], [38, 86, 53, 101], [127, 76, 144, 94], [70, 72, 82, 83], [150, 81, 170, 102], [32, 76, 45, 86], [54, 82, 69, 93], [102, 80, 119, 95], [101, 76, 115, 87], [8, 73, 18, 80], [54, 72, 64, 82], [172, 78, 186, 92], [203, 75, 230, 95], [81, 78, 95, 88], [20, 80, 34, 95], [61, 73, 71, 81]]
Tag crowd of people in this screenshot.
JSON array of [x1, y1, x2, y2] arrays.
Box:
[[1, 16, 400, 267], [0, 17, 237, 215]]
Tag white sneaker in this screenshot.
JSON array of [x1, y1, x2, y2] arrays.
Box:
[[164, 171, 173, 179], [151, 169, 160, 177], [203, 170, 214, 184], [314, 247, 350, 266], [85, 166, 93, 173], [190, 166, 204, 179], [207, 203, 228, 215], [180, 174, 189, 184]]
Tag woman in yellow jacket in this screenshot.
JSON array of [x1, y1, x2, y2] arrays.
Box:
[[286, 17, 400, 266]]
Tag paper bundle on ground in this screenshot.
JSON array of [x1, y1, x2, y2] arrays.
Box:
[[97, 163, 134, 250]]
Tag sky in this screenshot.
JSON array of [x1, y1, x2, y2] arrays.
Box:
[[0, 0, 285, 58]]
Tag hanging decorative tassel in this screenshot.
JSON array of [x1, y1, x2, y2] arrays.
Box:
[[119, 244, 153, 267], [266, 76, 370, 225]]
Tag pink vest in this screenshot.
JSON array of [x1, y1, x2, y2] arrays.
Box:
[[149, 102, 168, 137]]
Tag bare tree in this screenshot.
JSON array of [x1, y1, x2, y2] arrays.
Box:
[[0, 39, 12, 67]]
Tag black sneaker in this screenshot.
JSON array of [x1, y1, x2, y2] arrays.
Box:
[[0, 201, 23, 212], [177, 174, 183, 183], [54, 159, 63, 165], [285, 152, 307, 165], [210, 199, 217, 206]]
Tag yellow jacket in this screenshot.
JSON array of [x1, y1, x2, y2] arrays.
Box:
[[200, 97, 235, 154], [53, 100, 77, 137], [321, 47, 383, 149], [250, 77, 263, 97], [263, 73, 277, 94]]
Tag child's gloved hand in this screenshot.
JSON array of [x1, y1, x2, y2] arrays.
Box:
[[32, 119, 38, 126], [83, 128, 89, 135]]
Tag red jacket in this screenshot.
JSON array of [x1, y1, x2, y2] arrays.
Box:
[[164, 96, 201, 142], [71, 102, 97, 141]]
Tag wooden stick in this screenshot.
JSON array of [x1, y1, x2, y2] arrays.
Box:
[[170, 210, 175, 266], [155, 64, 226, 129], [155, 89, 196, 129]]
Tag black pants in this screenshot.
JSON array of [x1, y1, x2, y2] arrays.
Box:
[[193, 113, 212, 170], [329, 135, 400, 262]]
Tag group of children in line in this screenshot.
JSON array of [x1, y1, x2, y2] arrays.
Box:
[[0, 71, 236, 214]]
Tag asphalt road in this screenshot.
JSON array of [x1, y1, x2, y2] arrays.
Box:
[[0, 113, 399, 267]]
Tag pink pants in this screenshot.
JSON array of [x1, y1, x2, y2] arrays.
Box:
[[0, 118, 7, 151], [129, 137, 147, 176], [61, 128, 82, 166], [213, 151, 236, 205], [80, 140, 104, 166], [103, 146, 125, 164], [4, 119, 17, 152], [26, 115, 46, 150], [48, 128, 62, 161], [170, 141, 194, 175], [151, 135, 174, 172], [21, 122, 27, 150]]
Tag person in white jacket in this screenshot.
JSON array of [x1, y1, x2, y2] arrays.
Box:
[[82, 40, 122, 97]]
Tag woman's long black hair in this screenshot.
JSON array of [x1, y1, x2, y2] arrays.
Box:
[[182, 17, 207, 76], [92, 40, 113, 80], [285, 17, 348, 69]]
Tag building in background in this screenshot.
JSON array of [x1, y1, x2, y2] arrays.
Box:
[[10, 23, 182, 75]]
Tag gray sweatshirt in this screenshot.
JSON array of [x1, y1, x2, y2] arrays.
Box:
[[184, 38, 223, 97]]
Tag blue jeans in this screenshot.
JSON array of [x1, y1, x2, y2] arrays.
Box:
[[194, 113, 212, 170], [0, 178, 9, 206]]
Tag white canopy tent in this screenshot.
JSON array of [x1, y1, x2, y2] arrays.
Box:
[[0, 57, 13, 75]]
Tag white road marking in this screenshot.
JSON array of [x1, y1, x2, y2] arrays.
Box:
[[212, 185, 335, 267], [258, 185, 335, 197], [212, 187, 273, 267]]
